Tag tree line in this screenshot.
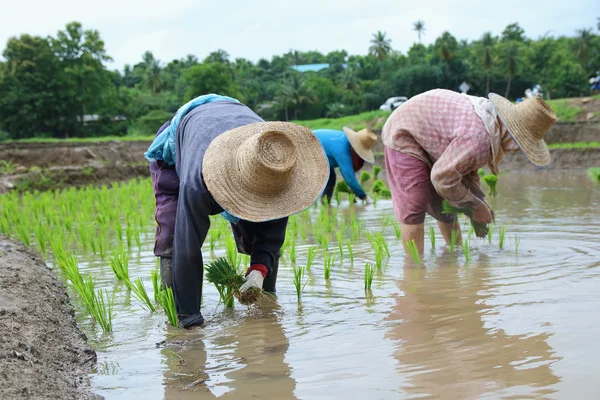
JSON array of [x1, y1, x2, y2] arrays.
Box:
[[0, 20, 599, 140]]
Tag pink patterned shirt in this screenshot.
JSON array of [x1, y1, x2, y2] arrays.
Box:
[[382, 89, 492, 208]]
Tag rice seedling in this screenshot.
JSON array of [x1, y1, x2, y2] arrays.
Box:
[[318, 232, 329, 251], [205, 257, 264, 306], [468, 225, 475, 239], [514, 235, 520, 253], [449, 230, 459, 254], [335, 180, 351, 194], [588, 167, 600, 182], [373, 165, 382, 180], [428, 226, 435, 248], [323, 252, 335, 280], [442, 200, 490, 238], [482, 174, 498, 196], [336, 231, 343, 259], [393, 223, 402, 240], [405, 240, 421, 264], [487, 224, 494, 244], [379, 188, 392, 198], [364, 262, 375, 291], [360, 171, 372, 184], [151, 268, 161, 304], [289, 238, 297, 264], [346, 239, 354, 262], [462, 238, 470, 262], [374, 245, 385, 270], [94, 289, 115, 332], [348, 193, 356, 206], [128, 278, 156, 312], [292, 265, 308, 300], [109, 246, 129, 281], [335, 190, 343, 207], [375, 233, 390, 257], [224, 235, 239, 269], [33, 224, 48, 256], [498, 225, 507, 249], [478, 169, 486, 177], [305, 246, 317, 270], [157, 286, 178, 327], [372, 193, 378, 205]]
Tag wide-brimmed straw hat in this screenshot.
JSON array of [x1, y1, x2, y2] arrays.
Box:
[[489, 93, 557, 168], [203, 122, 329, 222], [342, 126, 378, 164]]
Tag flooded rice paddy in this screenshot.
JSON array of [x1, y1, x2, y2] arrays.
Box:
[[53, 172, 600, 398]]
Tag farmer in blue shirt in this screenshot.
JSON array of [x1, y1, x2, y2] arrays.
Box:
[[313, 127, 378, 203]]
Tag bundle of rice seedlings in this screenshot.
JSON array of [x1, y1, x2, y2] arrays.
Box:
[[588, 167, 600, 182], [442, 200, 490, 238], [379, 188, 392, 198], [335, 181, 352, 194], [406, 239, 421, 264], [360, 171, 372, 184], [205, 257, 263, 306], [371, 179, 387, 195], [373, 166, 382, 180], [482, 174, 498, 196]]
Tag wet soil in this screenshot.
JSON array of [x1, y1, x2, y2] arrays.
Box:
[[0, 236, 101, 400]]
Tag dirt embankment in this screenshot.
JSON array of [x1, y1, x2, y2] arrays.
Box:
[[0, 236, 101, 400], [0, 121, 599, 193]]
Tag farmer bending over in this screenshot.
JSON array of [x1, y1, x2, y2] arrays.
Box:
[[146, 94, 329, 328], [382, 89, 556, 254], [313, 127, 377, 204]]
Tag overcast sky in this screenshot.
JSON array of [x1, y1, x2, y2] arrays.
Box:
[[0, 0, 597, 71]]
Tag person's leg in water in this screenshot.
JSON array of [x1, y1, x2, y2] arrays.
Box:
[[230, 217, 288, 293], [385, 147, 460, 254], [321, 167, 337, 205]]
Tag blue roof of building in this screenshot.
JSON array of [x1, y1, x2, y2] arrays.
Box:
[[291, 63, 330, 72]]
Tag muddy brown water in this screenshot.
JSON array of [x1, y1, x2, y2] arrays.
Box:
[[63, 171, 599, 399]]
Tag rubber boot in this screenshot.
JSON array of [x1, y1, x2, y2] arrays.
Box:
[[262, 257, 279, 293], [160, 257, 173, 288]]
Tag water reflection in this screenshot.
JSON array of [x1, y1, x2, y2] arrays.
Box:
[[162, 301, 296, 399], [386, 256, 560, 399]]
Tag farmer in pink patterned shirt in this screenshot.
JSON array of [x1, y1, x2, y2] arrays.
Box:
[[382, 89, 557, 254]]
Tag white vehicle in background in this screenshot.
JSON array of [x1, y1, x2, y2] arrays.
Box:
[[379, 96, 408, 111]]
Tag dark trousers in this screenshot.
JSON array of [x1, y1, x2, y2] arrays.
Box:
[[321, 167, 337, 203], [166, 190, 287, 328]]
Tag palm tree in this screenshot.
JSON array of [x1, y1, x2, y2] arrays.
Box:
[[141, 51, 162, 95], [369, 31, 392, 62], [413, 20, 426, 43], [341, 68, 359, 92], [434, 31, 458, 62], [500, 42, 520, 97], [575, 28, 593, 67], [276, 73, 315, 120], [481, 32, 495, 94]]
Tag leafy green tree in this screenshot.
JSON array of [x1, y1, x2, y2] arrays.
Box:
[[181, 62, 241, 101], [407, 43, 427, 65], [275, 73, 315, 120], [205, 49, 230, 64], [499, 41, 521, 97], [574, 28, 594, 71], [435, 31, 458, 62], [413, 20, 426, 43], [369, 31, 392, 61], [501, 23, 526, 42]]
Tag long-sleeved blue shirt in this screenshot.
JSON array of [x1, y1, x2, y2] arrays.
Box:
[[313, 129, 367, 199]]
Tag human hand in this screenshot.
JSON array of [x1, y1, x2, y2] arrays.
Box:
[[363, 196, 372, 205], [239, 270, 264, 293], [471, 198, 494, 224]]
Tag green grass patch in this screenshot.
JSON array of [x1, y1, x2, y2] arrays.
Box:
[[292, 110, 391, 130], [546, 99, 583, 122], [548, 142, 600, 149]]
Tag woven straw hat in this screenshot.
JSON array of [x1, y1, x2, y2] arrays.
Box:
[[489, 93, 557, 168], [342, 126, 378, 164], [203, 122, 329, 222]]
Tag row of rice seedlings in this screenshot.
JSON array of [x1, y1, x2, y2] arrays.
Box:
[[405, 240, 421, 264], [498, 226, 507, 249], [364, 263, 375, 291], [293, 265, 308, 300], [305, 246, 317, 270], [462, 238, 471, 262], [429, 226, 436, 248], [346, 239, 354, 262], [323, 252, 335, 280], [449, 230, 460, 254]]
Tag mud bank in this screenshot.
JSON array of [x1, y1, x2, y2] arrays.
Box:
[[0, 236, 101, 399]]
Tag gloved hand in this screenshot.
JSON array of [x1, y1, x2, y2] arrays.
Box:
[[471, 198, 494, 224], [239, 270, 264, 293], [363, 196, 372, 205]]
